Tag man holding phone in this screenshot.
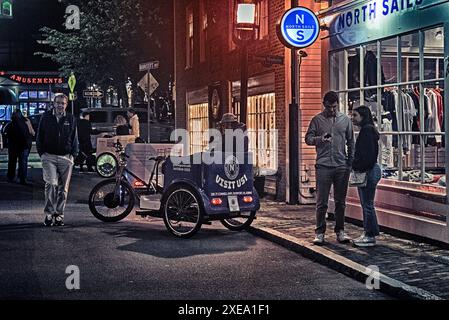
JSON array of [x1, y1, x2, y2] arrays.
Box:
[[305, 91, 354, 245]]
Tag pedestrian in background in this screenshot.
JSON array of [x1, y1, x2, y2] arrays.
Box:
[[305, 91, 354, 245], [127, 108, 140, 141], [37, 93, 78, 227], [351, 106, 381, 247], [6, 109, 33, 185], [76, 111, 95, 172], [114, 115, 130, 135]]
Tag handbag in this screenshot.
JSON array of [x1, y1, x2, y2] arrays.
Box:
[[349, 170, 367, 187]]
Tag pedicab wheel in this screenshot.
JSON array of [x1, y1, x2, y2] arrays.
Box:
[[88, 178, 135, 222], [220, 211, 256, 231], [162, 186, 203, 238], [96, 153, 117, 178]]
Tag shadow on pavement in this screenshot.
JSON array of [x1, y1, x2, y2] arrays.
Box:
[[102, 223, 258, 259]]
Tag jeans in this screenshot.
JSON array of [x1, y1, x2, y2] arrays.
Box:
[[7, 148, 30, 183], [315, 165, 350, 235], [357, 163, 382, 237], [41, 153, 74, 218]]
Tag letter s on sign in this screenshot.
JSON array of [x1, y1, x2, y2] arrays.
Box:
[[296, 30, 305, 41]]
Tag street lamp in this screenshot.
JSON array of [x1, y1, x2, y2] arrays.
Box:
[[233, 0, 259, 124]]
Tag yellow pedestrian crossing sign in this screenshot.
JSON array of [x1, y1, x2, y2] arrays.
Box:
[[68, 73, 76, 93]]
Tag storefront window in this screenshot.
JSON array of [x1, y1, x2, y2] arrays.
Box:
[[232, 93, 277, 170], [381, 38, 397, 85], [329, 26, 445, 190], [38, 91, 47, 99], [188, 102, 209, 154], [19, 91, 28, 100]]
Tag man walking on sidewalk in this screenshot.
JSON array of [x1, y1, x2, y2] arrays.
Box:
[[305, 91, 354, 245], [37, 93, 78, 226]]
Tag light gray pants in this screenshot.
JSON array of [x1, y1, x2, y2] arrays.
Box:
[[41, 153, 74, 218]]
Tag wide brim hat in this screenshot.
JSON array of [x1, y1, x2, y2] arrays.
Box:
[[218, 113, 238, 124]]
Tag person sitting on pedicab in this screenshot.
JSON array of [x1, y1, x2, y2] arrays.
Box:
[[217, 113, 249, 153]]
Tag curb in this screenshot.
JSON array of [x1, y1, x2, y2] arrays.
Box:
[[248, 225, 442, 300]]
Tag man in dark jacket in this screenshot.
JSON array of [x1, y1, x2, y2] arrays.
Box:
[[76, 111, 95, 172], [6, 109, 33, 184], [37, 93, 78, 227]]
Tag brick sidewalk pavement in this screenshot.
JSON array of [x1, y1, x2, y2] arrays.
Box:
[[251, 201, 449, 299]]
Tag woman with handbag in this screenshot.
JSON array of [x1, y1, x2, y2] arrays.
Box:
[[351, 106, 381, 247]]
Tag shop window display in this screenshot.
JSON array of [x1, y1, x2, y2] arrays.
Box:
[[188, 102, 209, 154], [232, 93, 277, 170], [329, 26, 445, 190]]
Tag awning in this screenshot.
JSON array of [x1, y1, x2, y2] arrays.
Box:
[[0, 86, 18, 105]]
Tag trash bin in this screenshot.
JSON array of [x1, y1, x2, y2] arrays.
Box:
[[254, 175, 266, 198]]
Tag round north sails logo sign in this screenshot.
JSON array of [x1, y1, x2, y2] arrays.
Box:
[[224, 155, 239, 180], [278, 7, 320, 49]]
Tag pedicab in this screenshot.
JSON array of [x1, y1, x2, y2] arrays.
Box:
[[87, 140, 260, 238]]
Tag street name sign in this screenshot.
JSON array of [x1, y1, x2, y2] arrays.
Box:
[[139, 60, 160, 72], [83, 90, 103, 98], [278, 7, 320, 49], [251, 54, 284, 65]]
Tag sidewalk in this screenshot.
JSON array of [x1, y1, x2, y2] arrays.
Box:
[[250, 201, 449, 300]]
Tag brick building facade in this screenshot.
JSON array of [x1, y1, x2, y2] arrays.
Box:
[[174, 0, 325, 202]]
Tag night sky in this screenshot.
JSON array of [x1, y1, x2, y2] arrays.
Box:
[[0, 0, 174, 92]]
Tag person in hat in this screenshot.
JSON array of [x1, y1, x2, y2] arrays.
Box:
[[217, 112, 249, 153]]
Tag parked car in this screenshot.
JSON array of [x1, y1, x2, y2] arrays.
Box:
[[80, 106, 174, 145]]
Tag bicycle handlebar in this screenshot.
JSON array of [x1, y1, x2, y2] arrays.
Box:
[[148, 155, 166, 161]]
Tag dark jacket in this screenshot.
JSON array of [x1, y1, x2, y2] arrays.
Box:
[[5, 117, 32, 151], [36, 110, 78, 157], [221, 123, 249, 153], [352, 124, 379, 172], [77, 119, 93, 152], [116, 125, 130, 136]]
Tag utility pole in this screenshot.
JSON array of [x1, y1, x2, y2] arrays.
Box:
[[288, 0, 299, 205]]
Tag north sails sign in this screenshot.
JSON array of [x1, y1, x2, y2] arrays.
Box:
[[328, 0, 436, 49], [336, 0, 424, 31], [278, 7, 320, 49]]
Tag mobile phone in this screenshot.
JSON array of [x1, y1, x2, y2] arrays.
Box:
[[324, 133, 332, 139]]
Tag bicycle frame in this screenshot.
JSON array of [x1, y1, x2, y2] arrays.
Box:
[[114, 155, 164, 199]]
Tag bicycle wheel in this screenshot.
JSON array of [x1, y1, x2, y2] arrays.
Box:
[[96, 153, 117, 178], [220, 211, 256, 231], [162, 186, 203, 238], [88, 178, 135, 222]]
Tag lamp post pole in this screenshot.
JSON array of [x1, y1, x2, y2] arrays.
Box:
[[239, 42, 249, 124], [288, 0, 299, 205]]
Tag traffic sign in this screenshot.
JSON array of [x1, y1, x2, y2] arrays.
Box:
[[138, 73, 159, 96], [278, 7, 320, 49], [69, 92, 77, 101], [68, 73, 76, 93], [139, 60, 160, 72], [83, 90, 103, 98]]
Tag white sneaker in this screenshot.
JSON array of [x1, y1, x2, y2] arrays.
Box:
[[336, 231, 351, 243], [353, 232, 366, 243], [352, 235, 376, 247], [313, 233, 325, 245]]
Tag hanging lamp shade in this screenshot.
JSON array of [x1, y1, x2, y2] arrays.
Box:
[[0, 86, 17, 105]]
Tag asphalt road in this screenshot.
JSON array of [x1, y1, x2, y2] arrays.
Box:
[[0, 168, 391, 300]]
